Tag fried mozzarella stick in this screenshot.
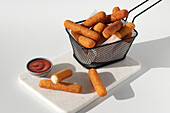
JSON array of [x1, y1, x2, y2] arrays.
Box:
[[122, 32, 133, 43], [102, 23, 135, 45], [114, 22, 135, 39], [93, 22, 106, 34], [64, 20, 100, 41], [39, 79, 82, 93], [51, 69, 72, 84], [112, 6, 120, 13], [79, 36, 96, 48], [82, 11, 106, 28], [88, 68, 107, 97], [71, 31, 96, 48], [71, 30, 80, 41], [104, 7, 120, 24], [110, 9, 129, 22], [103, 21, 123, 38]]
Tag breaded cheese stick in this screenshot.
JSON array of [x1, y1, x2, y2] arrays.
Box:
[[104, 7, 120, 24], [39, 79, 82, 93], [88, 68, 107, 97], [64, 20, 100, 41], [112, 7, 120, 13], [102, 25, 134, 45], [114, 22, 135, 39], [93, 22, 106, 34], [71, 30, 81, 41], [110, 9, 129, 22], [122, 32, 133, 43], [71, 31, 96, 48], [102, 21, 123, 38], [51, 69, 72, 84], [82, 11, 106, 28], [71, 31, 91, 53], [78, 36, 96, 48]]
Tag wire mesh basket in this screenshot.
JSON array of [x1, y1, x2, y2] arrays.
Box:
[[66, 20, 137, 69], [65, 0, 161, 69]]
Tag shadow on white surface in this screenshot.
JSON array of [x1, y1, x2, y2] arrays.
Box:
[[65, 72, 95, 94], [104, 56, 140, 68], [45, 63, 116, 94], [45, 63, 76, 78], [112, 84, 134, 100], [65, 72, 116, 94], [78, 36, 170, 113]]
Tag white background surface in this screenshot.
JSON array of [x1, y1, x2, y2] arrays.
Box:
[[0, 0, 170, 113]]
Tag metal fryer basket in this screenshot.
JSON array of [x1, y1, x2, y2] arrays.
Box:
[[65, 0, 162, 69]]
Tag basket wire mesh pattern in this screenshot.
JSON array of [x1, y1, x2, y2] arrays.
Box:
[[65, 0, 161, 69], [66, 20, 137, 69]]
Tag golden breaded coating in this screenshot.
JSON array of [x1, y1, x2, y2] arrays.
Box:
[[71, 30, 81, 41], [104, 7, 120, 24], [114, 22, 135, 39], [82, 11, 106, 28], [39, 79, 82, 93], [78, 36, 96, 48], [103, 21, 123, 38], [71, 31, 96, 48], [88, 68, 107, 97], [122, 32, 133, 43], [64, 20, 100, 41], [50, 69, 72, 84], [110, 9, 129, 22], [71, 31, 89, 53], [93, 22, 106, 34], [112, 7, 120, 13]]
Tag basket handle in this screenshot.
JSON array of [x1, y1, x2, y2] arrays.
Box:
[[132, 0, 162, 23], [125, 0, 149, 21]]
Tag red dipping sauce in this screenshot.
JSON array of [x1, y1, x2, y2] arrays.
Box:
[[28, 59, 51, 73]]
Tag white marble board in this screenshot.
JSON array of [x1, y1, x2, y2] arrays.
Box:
[[18, 51, 141, 113]]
